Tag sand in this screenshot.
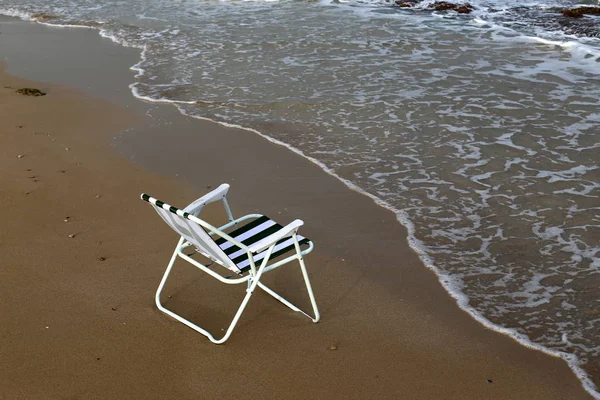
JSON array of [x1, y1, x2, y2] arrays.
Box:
[[0, 16, 594, 399]]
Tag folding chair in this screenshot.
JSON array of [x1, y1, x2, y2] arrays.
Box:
[[140, 184, 320, 344]]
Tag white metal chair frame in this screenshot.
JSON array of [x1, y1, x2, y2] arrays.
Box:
[[141, 184, 320, 344]]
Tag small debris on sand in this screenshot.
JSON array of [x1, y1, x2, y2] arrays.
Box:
[[95, 195, 102, 199], [329, 345, 338, 351], [68, 234, 76, 238], [17, 154, 24, 158], [99, 257, 106, 261], [15, 88, 46, 96]]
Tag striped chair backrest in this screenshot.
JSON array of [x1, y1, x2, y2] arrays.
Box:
[[141, 194, 240, 272]]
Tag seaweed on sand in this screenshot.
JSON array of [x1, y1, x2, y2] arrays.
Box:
[[16, 88, 47, 97]]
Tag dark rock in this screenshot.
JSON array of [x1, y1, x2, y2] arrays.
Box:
[[561, 7, 600, 18], [431, 2, 455, 11], [430, 2, 473, 13], [562, 9, 584, 18], [30, 13, 59, 22], [395, 0, 418, 6]]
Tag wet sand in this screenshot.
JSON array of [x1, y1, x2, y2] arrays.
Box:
[[0, 15, 593, 399]]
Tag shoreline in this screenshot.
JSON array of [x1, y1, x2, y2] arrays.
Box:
[[0, 13, 596, 399], [174, 103, 600, 396]]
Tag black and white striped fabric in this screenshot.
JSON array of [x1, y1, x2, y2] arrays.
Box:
[[141, 194, 309, 274], [141, 193, 240, 272], [214, 215, 309, 273]]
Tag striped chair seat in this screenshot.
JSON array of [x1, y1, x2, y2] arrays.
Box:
[[215, 215, 310, 273]]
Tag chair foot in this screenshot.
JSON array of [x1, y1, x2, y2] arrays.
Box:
[[155, 254, 256, 344], [155, 298, 228, 344], [257, 281, 320, 322]]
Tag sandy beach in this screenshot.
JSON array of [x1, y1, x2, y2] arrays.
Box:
[[0, 16, 594, 399]]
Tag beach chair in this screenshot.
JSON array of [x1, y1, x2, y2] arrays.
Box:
[[140, 184, 320, 344]]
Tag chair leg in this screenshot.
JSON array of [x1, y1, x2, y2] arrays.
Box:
[[256, 256, 320, 323], [154, 240, 182, 313], [154, 238, 257, 344], [298, 255, 321, 323], [157, 284, 254, 344]]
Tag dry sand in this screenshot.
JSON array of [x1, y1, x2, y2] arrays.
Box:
[[0, 17, 594, 400]]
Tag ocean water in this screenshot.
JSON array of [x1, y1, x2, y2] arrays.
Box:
[[1, 0, 598, 395]]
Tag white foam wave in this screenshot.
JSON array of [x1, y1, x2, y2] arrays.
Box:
[[0, 7, 34, 20]]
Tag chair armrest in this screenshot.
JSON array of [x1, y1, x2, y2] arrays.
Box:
[[248, 219, 304, 254], [183, 184, 230, 215]]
